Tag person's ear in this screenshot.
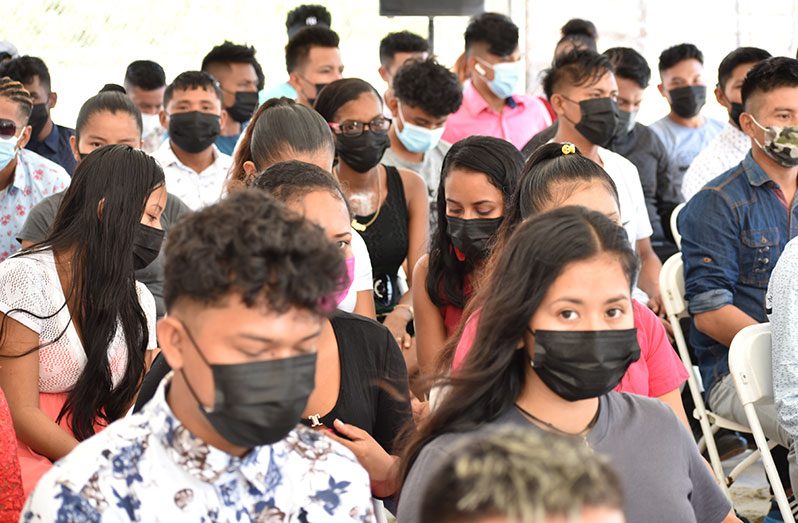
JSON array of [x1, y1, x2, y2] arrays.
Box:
[[159, 109, 169, 130], [48, 91, 57, 110], [386, 92, 399, 118], [96, 198, 106, 221], [69, 134, 79, 162], [714, 85, 729, 109], [17, 125, 31, 149], [158, 317, 186, 371], [657, 83, 666, 98], [219, 108, 229, 130], [378, 65, 390, 84], [243, 160, 257, 183], [739, 111, 757, 140], [287, 72, 302, 94], [550, 93, 567, 116]]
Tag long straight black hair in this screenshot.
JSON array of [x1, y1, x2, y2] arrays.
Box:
[[4, 144, 165, 439], [399, 206, 639, 487], [425, 136, 523, 309]]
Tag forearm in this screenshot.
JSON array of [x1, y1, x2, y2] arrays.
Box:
[[14, 406, 79, 461], [637, 242, 662, 300], [370, 454, 400, 498], [693, 305, 757, 348], [353, 290, 376, 319]]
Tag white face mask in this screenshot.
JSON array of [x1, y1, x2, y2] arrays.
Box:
[[141, 113, 162, 138]]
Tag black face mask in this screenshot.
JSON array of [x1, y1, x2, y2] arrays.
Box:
[[447, 216, 502, 263], [28, 103, 49, 140], [168, 111, 221, 154], [530, 329, 640, 401], [133, 223, 165, 271], [730, 102, 745, 129], [307, 83, 328, 107], [226, 92, 259, 124], [668, 85, 706, 119], [573, 97, 620, 148], [614, 109, 638, 139], [336, 131, 390, 173], [181, 324, 318, 448]]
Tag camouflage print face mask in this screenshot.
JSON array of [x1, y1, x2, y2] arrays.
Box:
[[751, 116, 798, 168]]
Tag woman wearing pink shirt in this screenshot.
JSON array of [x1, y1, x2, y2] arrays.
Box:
[[449, 143, 689, 426]]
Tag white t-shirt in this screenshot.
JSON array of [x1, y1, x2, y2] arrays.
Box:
[[337, 229, 373, 314], [153, 140, 232, 211], [597, 147, 653, 245], [0, 249, 157, 393]]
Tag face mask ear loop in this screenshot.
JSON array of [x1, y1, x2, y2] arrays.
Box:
[[175, 320, 214, 414]]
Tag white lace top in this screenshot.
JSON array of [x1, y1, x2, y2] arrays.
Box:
[[0, 249, 157, 393]]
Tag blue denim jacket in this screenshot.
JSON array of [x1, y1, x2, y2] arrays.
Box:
[[679, 152, 798, 396]]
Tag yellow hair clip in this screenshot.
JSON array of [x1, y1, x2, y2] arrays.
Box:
[[561, 143, 576, 155]]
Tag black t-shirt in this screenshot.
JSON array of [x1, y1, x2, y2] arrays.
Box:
[[300, 311, 413, 454]]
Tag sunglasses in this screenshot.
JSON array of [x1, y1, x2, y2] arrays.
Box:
[[0, 119, 17, 139]]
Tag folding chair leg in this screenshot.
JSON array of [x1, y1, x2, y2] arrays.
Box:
[[727, 448, 760, 485], [699, 414, 732, 499], [743, 404, 794, 523]]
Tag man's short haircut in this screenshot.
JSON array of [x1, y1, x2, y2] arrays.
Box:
[[164, 189, 346, 314], [201, 41, 265, 91], [717, 47, 772, 90], [0, 76, 33, 122], [124, 60, 166, 91], [392, 58, 462, 118], [0, 55, 52, 92], [464, 12, 518, 57], [603, 47, 651, 89], [741, 56, 798, 110], [379, 31, 430, 68], [542, 49, 614, 99], [163, 71, 223, 108], [658, 43, 703, 74], [285, 26, 340, 75], [286, 4, 332, 38], [419, 426, 624, 523]]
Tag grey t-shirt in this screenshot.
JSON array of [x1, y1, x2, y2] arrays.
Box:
[[381, 141, 450, 202], [397, 392, 731, 523], [16, 191, 191, 318]]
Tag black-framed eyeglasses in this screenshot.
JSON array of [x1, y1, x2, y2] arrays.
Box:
[[0, 119, 17, 139], [330, 116, 391, 137]]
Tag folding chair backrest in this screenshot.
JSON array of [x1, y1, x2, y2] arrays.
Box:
[[671, 202, 686, 250], [660, 253, 687, 319], [729, 323, 773, 406]]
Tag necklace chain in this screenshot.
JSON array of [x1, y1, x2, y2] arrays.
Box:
[[514, 402, 599, 447]]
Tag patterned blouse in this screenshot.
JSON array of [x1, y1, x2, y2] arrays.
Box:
[[22, 374, 376, 522]]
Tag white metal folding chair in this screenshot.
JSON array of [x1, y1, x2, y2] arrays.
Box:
[[670, 202, 686, 250], [729, 323, 794, 522], [660, 253, 761, 498]]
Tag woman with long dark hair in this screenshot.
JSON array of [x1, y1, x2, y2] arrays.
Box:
[[397, 207, 734, 523], [413, 136, 522, 377], [449, 144, 689, 427], [226, 97, 376, 319], [315, 79, 428, 370], [0, 144, 164, 493]]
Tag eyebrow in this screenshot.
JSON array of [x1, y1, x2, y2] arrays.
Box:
[[333, 231, 352, 239], [237, 329, 323, 344], [552, 295, 628, 305]]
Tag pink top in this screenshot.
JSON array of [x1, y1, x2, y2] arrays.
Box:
[[452, 299, 688, 398], [441, 81, 553, 150]]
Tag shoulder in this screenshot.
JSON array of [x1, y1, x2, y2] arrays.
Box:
[[0, 249, 53, 280], [18, 149, 70, 182], [135, 282, 156, 315], [56, 124, 76, 138], [605, 391, 678, 425], [332, 310, 392, 345], [707, 118, 726, 132], [284, 425, 367, 473], [599, 147, 640, 182], [213, 148, 233, 169]]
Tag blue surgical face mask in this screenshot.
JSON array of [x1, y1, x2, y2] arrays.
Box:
[[396, 105, 445, 153], [486, 61, 521, 100], [0, 135, 19, 171]]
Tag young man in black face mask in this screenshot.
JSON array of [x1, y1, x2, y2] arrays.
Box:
[[0, 55, 77, 175], [262, 26, 344, 108], [650, 44, 724, 182], [201, 42, 264, 156], [154, 71, 231, 211], [543, 49, 663, 313], [682, 47, 772, 200], [22, 190, 375, 521]]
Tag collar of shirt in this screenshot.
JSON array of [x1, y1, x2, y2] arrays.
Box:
[[145, 372, 274, 492], [157, 139, 223, 173], [742, 150, 775, 188], [461, 80, 525, 117], [30, 122, 61, 153]]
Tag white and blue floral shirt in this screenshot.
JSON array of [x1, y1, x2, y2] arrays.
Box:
[[22, 374, 376, 522]]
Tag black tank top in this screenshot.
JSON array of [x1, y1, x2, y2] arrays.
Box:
[[353, 165, 409, 315]]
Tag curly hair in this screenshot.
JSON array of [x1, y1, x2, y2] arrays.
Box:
[[163, 190, 347, 316], [286, 4, 332, 38], [393, 58, 462, 118], [420, 426, 623, 522]]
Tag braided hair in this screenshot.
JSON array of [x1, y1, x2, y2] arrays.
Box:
[[0, 76, 33, 123]]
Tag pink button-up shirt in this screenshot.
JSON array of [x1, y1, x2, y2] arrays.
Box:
[[442, 81, 553, 150]]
